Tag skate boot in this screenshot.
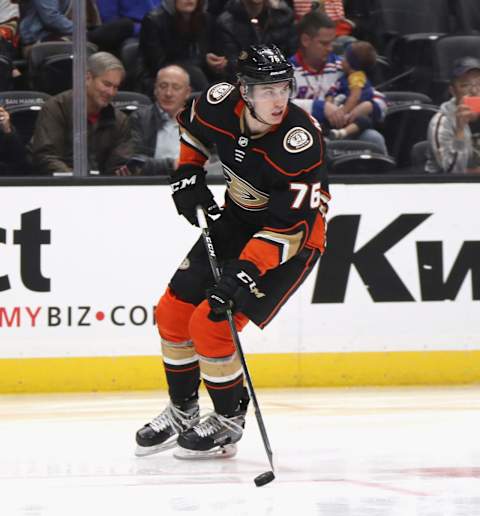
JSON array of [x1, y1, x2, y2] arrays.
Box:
[[135, 397, 200, 457], [174, 396, 249, 460]]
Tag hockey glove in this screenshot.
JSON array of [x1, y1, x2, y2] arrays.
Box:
[[207, 260, 265, 322], [170, 165, 220, 226]]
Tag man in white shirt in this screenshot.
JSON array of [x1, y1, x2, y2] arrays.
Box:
[[129, 64, 191, 175]]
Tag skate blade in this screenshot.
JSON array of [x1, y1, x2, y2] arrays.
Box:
[[135, 438, 178, 457], [173, 443, 237, 460]]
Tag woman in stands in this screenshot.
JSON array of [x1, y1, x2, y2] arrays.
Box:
[[139, 0, 226, 93]]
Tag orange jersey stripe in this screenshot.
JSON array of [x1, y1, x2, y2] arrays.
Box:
[[305, 213, 326, 253], [240, 238, 281, 275], [178, 141, 207, 168], [195, 110, 236, 140], [241, 219, 310, 274]]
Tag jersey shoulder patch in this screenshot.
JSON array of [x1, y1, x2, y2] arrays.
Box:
[[206, 83, 235, 104], [283, 126, 314, 154], [256, 103, 326, 177]]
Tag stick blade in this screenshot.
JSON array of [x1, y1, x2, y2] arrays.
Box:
[[254, 470, 275, 487]]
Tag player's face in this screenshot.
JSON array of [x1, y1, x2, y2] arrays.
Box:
[[302, 27, 336, 65], [86, 69, 123, 111], [250, 81, 290, 125]]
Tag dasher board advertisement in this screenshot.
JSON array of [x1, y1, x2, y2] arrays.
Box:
[[0, 183, 479, 361]]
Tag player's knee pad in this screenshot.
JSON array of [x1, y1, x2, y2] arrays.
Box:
[[188, 300, 249, 358], [155, 287, 196, 343]]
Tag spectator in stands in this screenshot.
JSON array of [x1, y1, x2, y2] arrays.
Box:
[[325, 41, 378, 139], [290, 10, 387, 153], [292, 0, 315, 21], [321, 0, 353, 36], [139, 0, 225, 93], [128, 64, 191, 176], [31, 52, 132, 175], [19, 0, 133, 57], [293, 0, 353, 36], [216, 0, 297, 81], [96, 0, 161, 38], [426, 57, 480, 174], [0, 0, 19, 59], [0, 105, 29, 174], [0, 0, 23, 86]]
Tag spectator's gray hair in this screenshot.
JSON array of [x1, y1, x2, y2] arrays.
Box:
[[87, 52, 125, 78]]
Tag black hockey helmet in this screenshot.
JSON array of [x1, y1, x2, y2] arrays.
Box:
[[237, 44, 294, 85]]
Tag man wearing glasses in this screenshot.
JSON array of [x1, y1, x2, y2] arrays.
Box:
[[128, 65, 192, 175], [426, 57, 480, 174]]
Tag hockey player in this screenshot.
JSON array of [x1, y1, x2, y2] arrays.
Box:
[[135, 44, 330, 459]]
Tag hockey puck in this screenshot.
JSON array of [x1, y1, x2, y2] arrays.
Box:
[[254, 470, 275, 487]]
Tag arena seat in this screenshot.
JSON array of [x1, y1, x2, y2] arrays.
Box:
[[28, 42, 97, 95], [383, 91, 434, 108], [111, 91, 152, 115], [326, 140, 396, 174], [382, 103, 439, 167], [452, 0, 480, 34], [369, 0, 452, 92], [431, 35, 480, 103], [410, 140, 429, 169], [0, 55, 13, 91], [0, 90, 51, 144], [119, 39, 140, 91], [329, 153, 396, 174]]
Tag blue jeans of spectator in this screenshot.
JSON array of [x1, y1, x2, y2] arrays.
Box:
[[356, 129, 387, 155], [311, 99, 388, 155]]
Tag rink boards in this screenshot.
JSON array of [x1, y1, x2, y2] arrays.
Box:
[[1, 181, 479, 392]]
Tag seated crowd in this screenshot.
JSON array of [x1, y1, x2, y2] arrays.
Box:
[[0, 0, 479, 176]]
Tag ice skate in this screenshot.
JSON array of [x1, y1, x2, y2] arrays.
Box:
[[174, 394, 249, 460], [135, 398, 200, 457], [173, 411, 245, 459]]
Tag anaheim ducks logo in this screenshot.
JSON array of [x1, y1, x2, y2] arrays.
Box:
[[207, 83, 235, 104], [283, 127, 314, 153], [222, 163, 269, 211]]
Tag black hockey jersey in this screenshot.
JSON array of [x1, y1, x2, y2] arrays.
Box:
[[176, 82, 330, 275]]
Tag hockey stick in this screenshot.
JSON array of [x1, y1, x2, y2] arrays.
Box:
[[196, 206, 275, 487]]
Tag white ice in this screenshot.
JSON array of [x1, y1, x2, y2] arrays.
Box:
[[1, 387, 479, 516]]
